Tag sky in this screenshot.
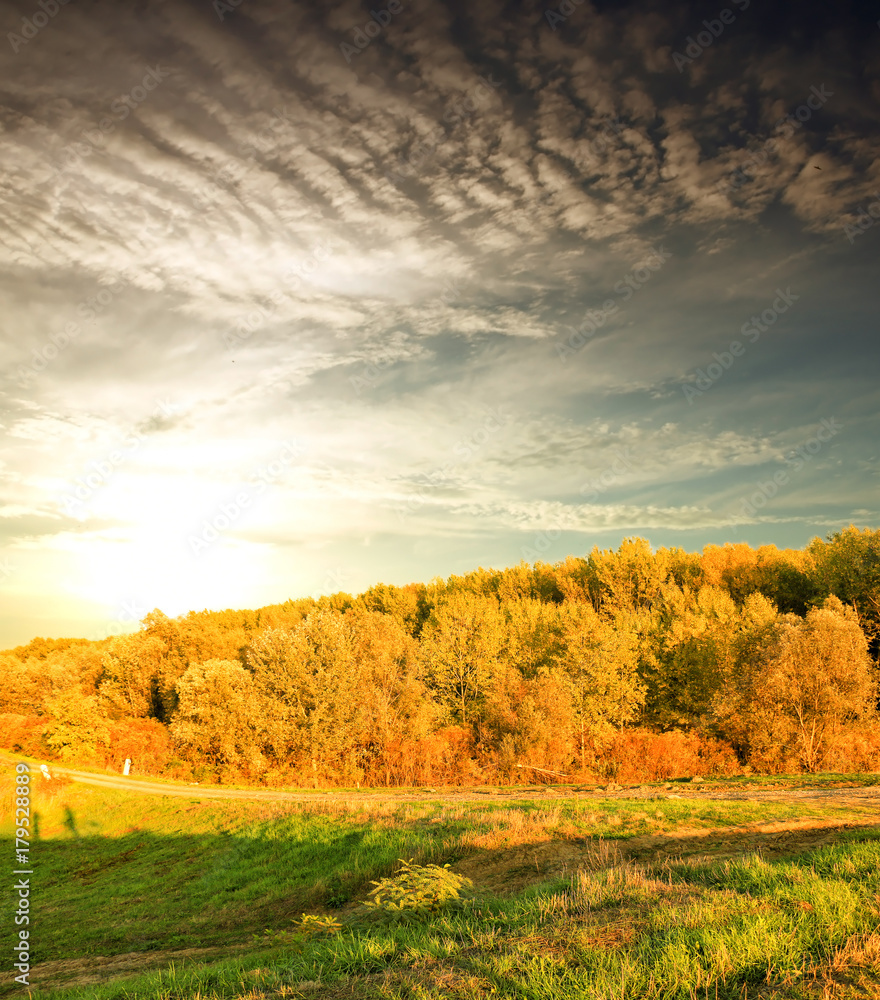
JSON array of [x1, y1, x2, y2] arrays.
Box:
[[1, 0, 878, 647]]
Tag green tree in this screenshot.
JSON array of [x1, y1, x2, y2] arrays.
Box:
[[810, 526, 880, 641]]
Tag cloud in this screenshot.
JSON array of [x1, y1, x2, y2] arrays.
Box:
[[0, 0, 877, 644]]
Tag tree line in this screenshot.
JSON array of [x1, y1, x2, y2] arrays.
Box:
[[2, 527, 878, 785]]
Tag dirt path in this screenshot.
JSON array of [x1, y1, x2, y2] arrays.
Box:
[[8, 753, 880, 809]]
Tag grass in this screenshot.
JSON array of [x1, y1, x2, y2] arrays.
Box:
[[16, 835, 880, 999], [705, 772, 880, 789], [1, 764, 879, 998]]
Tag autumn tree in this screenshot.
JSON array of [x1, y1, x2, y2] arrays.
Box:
[[481, 662, 573, 782], [0, 644, 91, 715], [531, 560, 566, 604], [642, 584, 739, 730], [661, 546, 705, 592], [496, 562, 537, 603], [139, 609, 193, 717], [43, 690, 110, 762], [248, 610, 364, 781], [714, 597, 877, 771], [347, 607, 437, 779], [419, 591, 507, 727], [353, 582, 427, 637], [99, 632, 166, 719], [552, 602, 644, 774], [171, 659, 264, 774], [502, 597, 562, 679], [551, 555, 592, 604], [586, 537, 669, 612]]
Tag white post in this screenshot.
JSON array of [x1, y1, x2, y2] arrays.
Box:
[[123, 758, 131, 776]]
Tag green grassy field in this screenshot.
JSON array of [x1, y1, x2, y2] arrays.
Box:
[[2, 765, 879, 998]]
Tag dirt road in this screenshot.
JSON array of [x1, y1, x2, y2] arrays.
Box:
[[7, 753, 880, 808]]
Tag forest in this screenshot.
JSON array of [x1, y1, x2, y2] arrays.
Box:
[[2, 526, 878, 787]]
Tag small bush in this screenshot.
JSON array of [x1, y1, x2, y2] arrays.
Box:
[[0, 712, 50, 757], [364, 858, 473, 921], [293, 913, 342, 938], [103, 718, 174, 774], [821, 723, 880, 773]]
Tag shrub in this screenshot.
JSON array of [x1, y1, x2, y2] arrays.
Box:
[[598, 727, 741, 782], [292, 913, 342, 938], [102, 718, 174, 774], [822, 723, 880, 772], [364, 859, 473, 920], [0, 713, 49, 757]]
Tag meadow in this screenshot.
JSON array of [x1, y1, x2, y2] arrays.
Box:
[[2, 762, 880, 999]]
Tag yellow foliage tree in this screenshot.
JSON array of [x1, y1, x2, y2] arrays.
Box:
[[419, 591, 507, 726], [171, 658, 263, 773], [43, 690, 110, 762], [552, 602, 644, 774], [714, 596, 877, 771]]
